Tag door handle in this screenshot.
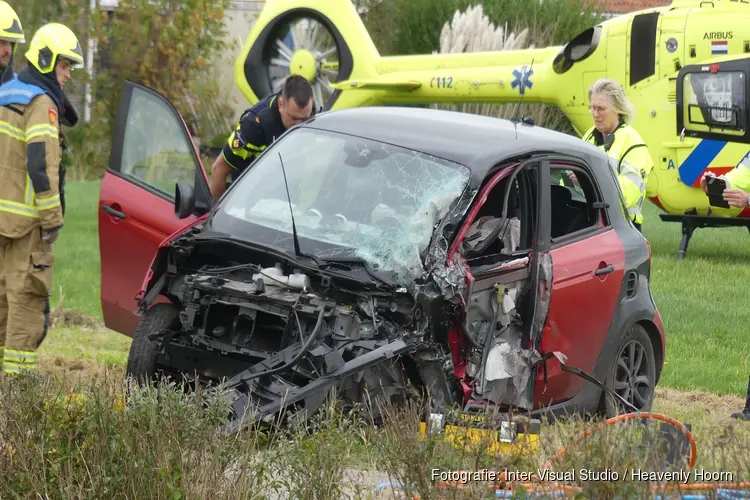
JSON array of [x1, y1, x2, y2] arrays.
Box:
[[102, 203, 126, 220], [594, 264, 615, 276]]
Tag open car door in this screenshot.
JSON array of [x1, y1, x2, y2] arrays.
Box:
[[99, 80, 212, 337]]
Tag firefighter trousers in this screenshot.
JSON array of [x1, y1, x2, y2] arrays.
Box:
[[0, 228, 54, 374]]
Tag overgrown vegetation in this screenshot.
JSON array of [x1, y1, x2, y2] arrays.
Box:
[[1, 370, 748, 498], [360, 0, 604, 58]]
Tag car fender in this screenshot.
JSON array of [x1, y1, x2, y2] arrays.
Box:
[[135, 213, 210, 306]]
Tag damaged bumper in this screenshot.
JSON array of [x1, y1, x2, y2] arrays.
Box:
[[222, 337, 417, 434]]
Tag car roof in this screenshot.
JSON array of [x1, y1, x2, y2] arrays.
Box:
[[302, 106, 606, 186]]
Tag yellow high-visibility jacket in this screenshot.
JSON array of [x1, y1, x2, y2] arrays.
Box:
[[0, 86, 63, 238], [720, 152, 750, 194], [582, 122, 653, 225]]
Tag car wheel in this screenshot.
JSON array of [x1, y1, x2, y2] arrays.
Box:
[[125, 303, 180, 385], [601, 323, 656, 418]]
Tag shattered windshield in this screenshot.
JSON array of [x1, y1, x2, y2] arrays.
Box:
[[214, 127, 471, 285]]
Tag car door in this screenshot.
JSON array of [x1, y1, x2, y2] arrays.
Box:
[[99, 80, 212, 337], [451, 159, 542, 410], [533, 160, 625, 407]]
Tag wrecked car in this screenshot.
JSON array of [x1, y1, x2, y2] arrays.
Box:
[[98, 81, 665, 433]]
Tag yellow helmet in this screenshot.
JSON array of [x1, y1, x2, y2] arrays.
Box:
[[25, 23, 83, 75], [0, 1, 24, 45]]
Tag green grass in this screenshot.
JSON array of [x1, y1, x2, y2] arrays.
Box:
[[51, 181, 103, 319], [46, 182, 750, 397], [38, 325, 131, 369], [641, 201, 750, 397]]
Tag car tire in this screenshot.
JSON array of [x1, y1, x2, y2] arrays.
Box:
[[601, 323, 656, 418], [125, 303, 181, 385]]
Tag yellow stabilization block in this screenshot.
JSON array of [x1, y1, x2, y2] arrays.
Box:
[[419, 412, 541, 456]]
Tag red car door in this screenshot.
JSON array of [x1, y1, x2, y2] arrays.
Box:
[[99, 81, 212, 337], [534, 162, 625, 406]]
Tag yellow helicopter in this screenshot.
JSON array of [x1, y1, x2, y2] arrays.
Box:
[[233, 0, 750, 259]]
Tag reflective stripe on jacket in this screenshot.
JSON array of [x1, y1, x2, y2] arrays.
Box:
[[582, 122, 653, 226], [0, 78, 63, 238]]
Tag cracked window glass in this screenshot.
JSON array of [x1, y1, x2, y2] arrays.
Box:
[[215, 127, 471, 285]]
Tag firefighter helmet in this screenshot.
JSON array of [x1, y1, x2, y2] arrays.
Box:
[[0, 1, 24, 45], [25, 23, 83, 74]]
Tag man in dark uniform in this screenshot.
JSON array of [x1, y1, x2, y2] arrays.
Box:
[[209, 74, 315, 200]]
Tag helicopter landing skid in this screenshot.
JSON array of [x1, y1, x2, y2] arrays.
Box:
[[659, 213, 750, 261]]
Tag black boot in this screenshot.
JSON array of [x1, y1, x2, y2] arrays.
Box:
[[731, 375, 750, 421]]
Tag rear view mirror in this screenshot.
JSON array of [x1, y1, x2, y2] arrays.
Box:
[[175, 181, 196, 219], [676, 58, 750, 143]]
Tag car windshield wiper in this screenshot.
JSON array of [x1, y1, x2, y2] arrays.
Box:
[[318, 255, 395, 290]]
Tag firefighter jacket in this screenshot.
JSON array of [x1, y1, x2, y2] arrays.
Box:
[[0, 77, 64, 238], [582, 122, 653, 226]]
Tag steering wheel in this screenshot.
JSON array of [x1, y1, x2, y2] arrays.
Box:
[[320, 213, 349, 228]]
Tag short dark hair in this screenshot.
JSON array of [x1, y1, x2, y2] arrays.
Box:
[[282, 74, 313, 108]]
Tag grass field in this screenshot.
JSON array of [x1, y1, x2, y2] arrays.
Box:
[[39, 181, 750, 397]]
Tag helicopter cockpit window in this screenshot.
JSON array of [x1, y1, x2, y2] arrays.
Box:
[[552, 26, 602, 75], [682, 70, 747, 135]]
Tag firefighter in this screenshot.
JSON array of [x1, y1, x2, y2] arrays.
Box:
[[569, 78, 653, 232], [1, 3, 79, 127], [209, 74, 315, 200], [0, 1, 24, 84], [0, 22, 83, 375]]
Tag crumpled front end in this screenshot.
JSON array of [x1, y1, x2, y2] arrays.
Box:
[[136, 163, 554, 433]]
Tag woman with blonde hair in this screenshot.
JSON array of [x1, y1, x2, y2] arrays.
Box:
[[570, 78, 653, 232]]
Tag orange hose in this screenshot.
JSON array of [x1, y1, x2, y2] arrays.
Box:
[[421, 411, 732, 499], [543, 412, 698, 470]]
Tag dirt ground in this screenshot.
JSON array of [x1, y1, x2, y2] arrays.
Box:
[[653, 387, 746, 425], [39, 355, 124, 386]]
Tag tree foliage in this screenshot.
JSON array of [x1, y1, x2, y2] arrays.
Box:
[[90, 0, 232, 133], [9, 0, 233, 179]]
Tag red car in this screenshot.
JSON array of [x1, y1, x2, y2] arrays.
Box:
[[99, 82, 665, 432]]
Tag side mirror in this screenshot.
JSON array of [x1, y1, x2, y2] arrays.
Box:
[[174, 181, 196, 219]]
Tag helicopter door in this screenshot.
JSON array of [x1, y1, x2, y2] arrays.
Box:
[[676, 58, 750, 144], [657, 12, 686, 80]]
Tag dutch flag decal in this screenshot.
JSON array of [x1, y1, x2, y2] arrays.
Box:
[[712, 40, 728, 55]]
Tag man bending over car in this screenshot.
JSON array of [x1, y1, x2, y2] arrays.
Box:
[[209, 74, 315, 200]]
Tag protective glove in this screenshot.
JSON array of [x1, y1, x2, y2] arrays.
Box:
[[41, 227, 61, 244]]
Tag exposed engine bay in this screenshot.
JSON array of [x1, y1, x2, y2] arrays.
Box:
[[136, 201, 547, 434]]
